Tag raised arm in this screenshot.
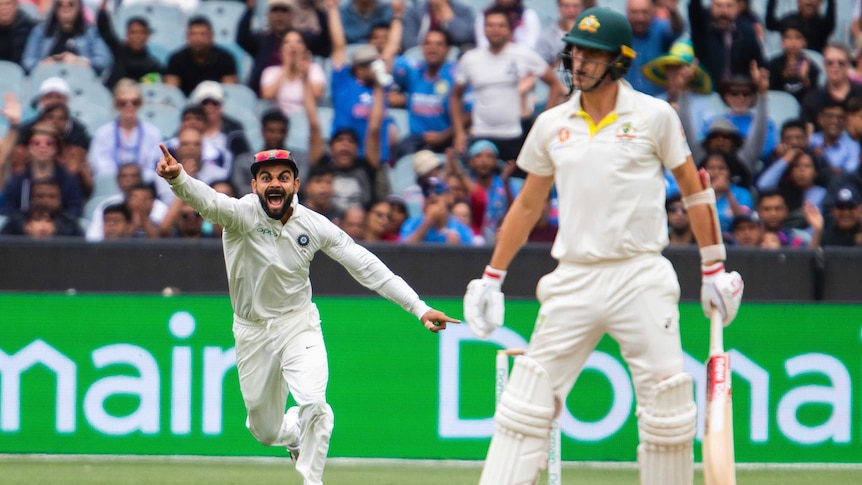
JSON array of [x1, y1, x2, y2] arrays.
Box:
[[382, 0, 405, 71], [97, 0, 122, 55], [449, 81, 468, 154], [0, 93, 22, 190], [364, 82, 385, 169], [327, 0, 348, 70], [305, 69, 327, 165], [764, 0, 780, 32], [236, 0, 259, 56]]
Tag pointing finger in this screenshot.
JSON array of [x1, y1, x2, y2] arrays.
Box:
[[159, 143, 174, 163]]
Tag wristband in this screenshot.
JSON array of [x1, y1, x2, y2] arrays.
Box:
[[699, 244, 726, 265], [482, 265, 507, 285], [701, 261, 725, 277]]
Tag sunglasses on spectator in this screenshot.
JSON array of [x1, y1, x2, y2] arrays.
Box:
[[116, 98, 143, 107], [201, 99, 222, 107], [825, 60, 848, 67]]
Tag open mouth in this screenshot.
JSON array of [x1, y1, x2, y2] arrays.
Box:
[[266, 191, 286, 209]]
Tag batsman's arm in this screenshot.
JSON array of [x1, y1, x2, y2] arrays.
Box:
[[488, 173, 555, 271], [672, 158, 723, 264]]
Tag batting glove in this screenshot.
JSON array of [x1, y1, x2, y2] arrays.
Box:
[[463, 266, 506, 339], [701, 262, 744, 326]]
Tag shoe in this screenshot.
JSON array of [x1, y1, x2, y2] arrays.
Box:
[[285, 406, 300, 462]]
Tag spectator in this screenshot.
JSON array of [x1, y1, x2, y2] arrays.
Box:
[[451, 6, 562, 161], [232, 109, 310, 196], [474, 0, 541, 50], [0, 0, 38, 65], [730, 211, 762, 246], [237, 0, 307, 97], [307, 58, 390, 213], [86, 162, 168, 242], [171, 126, 230, 186], [390, 27, 456, 157], [821, 186, 862, 246], [338, 204, 367, 240], [457, 140, 515, 238], [96, 0, 162, 89], [19, 78, 90, 151], [666, 192, 695, 246], [340, 0, 392, 44], [0, 178, 82, 236], [165, 105, 234, 183], [260, 30, 326, 116], [756, 188, 810, 247], [89, 78, 164, 179], [383, 193, 407, 241], [809, 100, 859, 177], [758, 147, 827, 226], [736, 0, 766, 43], [300, 162, 341, 221], [366, 20, 392, 54], [1, 123, 83, 218], [765, 0, 835, 54], [688, 0, 764, 84], [687, 119, 757, 184], [21, 0, 110, 74], [642, 39, 714, 120], [766, 17, 820, 104], [164, 16, 238, 97], [759, 230, 782, 248], [526, 197, 558, 244], [800, 42, 862, 132], [327, 0, 398, 163], [701, 68, 776, 166], [400, 176, 472, 244], [188, 81, 251, 168], [760, 118, 822, 176], [401, 0, 475, 52], [169, 201, 211, 239], [289, 0, 332, 57], [536, 0, 583, 65], [8, 205, 56, 238], [624, 0, 683, 96], [699, 151, 754, 234], [101, 202, 132, 239]]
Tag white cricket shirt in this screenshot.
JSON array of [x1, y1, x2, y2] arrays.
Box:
[[168, 170, 431, 322], [517, 81, 691, 264]]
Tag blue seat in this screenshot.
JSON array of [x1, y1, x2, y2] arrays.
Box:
[[766, 90, 801, 128], [140, 82, 187, 109], [27, 62, 96, 104], [0, 60, 28, 100], [228, 105, 263, 152], [68, 101, 114, 137], [389, 108, 411, 141], [139, 103, 182, 138], [192, 1, 248, 45], [221, 83, 259, 115], [218, 43, 253, 84]]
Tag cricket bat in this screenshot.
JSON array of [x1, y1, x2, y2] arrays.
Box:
[[702, 308, 736, 485]]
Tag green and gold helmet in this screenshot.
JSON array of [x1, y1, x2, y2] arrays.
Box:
[[562, 7, 636, 65]]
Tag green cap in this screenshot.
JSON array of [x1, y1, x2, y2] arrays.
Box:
[[562, 7, 636, 60]]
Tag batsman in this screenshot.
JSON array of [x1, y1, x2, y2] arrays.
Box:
[[463, 7, 744, 485]]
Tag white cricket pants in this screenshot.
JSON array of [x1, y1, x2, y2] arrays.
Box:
[[233, 303, 333, 485], [528, 253, 684, 413]]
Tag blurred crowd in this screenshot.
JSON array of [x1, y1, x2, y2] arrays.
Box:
[[0, 0, 860, 248]]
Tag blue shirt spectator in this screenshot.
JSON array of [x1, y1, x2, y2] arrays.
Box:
[[809, 131, 860, 176], [331, 63, 394, 163], [392, 56, 455, 137], [399, 214, 473, 243], [626, 0, 682, 96], [21, 0, 111, 74], [340, 0, 392, 44], [400, 0, 475, 51]]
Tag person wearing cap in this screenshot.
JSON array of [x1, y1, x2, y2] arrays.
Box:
[[89, 78, 165, 179], [327, 0, 398, 164], [155, 143, 457, 485], [464, 7, 743, 484], [188, 80, 251, 169], [821, 186, 862, 246], [765, 0, 835, 54], [688, 0, 764, 84], [765, 16, 820, 104], [0, 0, 38, 65], [164, 15, 238, 97], [20, 0, 111, 74], [624, 0, 683, 96], [691, 65, 774, 171], [730, 211, 763, 246], [450, 4, 563, 161], [96, 0, 162, 89]]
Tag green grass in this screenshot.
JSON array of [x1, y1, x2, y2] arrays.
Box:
[[1, 456, 861, 484]]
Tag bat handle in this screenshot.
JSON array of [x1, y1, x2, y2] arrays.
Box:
[[709, 307, 724, 355]]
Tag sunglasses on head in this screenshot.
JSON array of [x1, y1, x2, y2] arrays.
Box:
[[254, 149, 293, 163]]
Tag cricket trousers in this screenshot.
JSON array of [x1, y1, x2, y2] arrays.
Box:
[[527, 253, 685, 413], [233, 303, 333, 485]]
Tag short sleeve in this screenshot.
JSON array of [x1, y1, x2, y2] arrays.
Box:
[[515, 111, 555, 176], [260, 66, 280, 91], [218, 48, 238, 76], [654, 101, 691, 171], [521, 48, 550, 76], [309, 62, 326, 88], [453, 55, 470, 86]]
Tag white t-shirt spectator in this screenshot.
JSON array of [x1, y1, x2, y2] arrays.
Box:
[[260, 63, 326, 116]]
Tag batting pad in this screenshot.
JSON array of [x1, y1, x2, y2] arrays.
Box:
[[479, 356, 556, 485], [637, 373, 697, 485]]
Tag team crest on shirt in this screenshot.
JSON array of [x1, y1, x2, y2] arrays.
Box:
[[297, 233, 310, 247], [615, 122, 637, 142], [434, 80, 450, 95], [557, 128, 571, 143]]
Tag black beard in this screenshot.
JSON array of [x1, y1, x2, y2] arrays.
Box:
[[257, 190, 293, 220]]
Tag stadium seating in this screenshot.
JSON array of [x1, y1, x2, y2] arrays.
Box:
[[766, 89, 801, 128], [229, 106, 264, 151], [192, 1, 248, 45], [221, 83, 259, 116], [139, 103, 182, 138], [389, 108, 410, 141], [28, 62, 97, 103], [114, 2, 186, 55], [69, 100, 114, 137], [286, 106, 335, 151], [803, 48, 826, 88], [140, 82, 187, 109], [0, 60, 28, 101], [218, 42, 254, 85]]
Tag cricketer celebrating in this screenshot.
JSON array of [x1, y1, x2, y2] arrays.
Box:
[[463, 7, 744, 485], [156, 145, 457, 485]]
